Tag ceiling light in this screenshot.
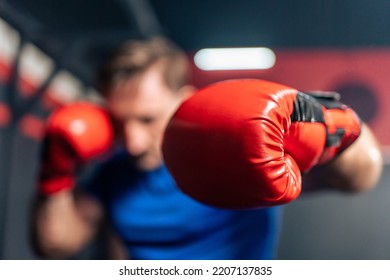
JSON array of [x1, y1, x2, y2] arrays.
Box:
[[194, 47, 276, 71]]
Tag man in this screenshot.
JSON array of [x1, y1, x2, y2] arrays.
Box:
[[32, 36, 383, 260]]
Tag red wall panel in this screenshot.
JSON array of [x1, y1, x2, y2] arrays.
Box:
[[191, 48, 390, 148]]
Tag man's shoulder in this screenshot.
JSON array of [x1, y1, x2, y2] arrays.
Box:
[[99, 149, 135, 173], [81, 149, 138, 196]]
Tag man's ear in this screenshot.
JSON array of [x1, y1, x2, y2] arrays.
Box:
[[178, 85, 197, 101]]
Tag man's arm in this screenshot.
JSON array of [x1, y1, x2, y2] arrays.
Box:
[[162, 80, 384, 208], [31, 102, 113, 258], [302, 123, 383, 192], [32, 190, 103, 258]]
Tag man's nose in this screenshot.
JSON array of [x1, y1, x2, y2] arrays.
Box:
[[123, 122, 149, 156]]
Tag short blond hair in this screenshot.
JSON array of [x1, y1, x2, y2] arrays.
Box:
[[97, 37, 190, 96]]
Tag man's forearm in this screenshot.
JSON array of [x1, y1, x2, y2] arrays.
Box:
[[32, 190, 102, 258], [302, 123, 383, 192]]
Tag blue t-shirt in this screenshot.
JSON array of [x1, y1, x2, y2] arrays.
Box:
[[86, 151, 282, 260]]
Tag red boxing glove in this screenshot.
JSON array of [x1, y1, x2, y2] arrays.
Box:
[[162, 79, 361, 209], [38, 102, 114, 195]]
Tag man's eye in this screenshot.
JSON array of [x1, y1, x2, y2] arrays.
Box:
[[140, 117, 154, 124]]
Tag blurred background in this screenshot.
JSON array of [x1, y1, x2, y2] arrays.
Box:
[[0, 0, 389, 259]]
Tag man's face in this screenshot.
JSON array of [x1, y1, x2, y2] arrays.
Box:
[[106, 64, 184, 171]]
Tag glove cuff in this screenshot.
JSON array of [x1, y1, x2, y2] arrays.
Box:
[[38, 176, 75, 196]]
